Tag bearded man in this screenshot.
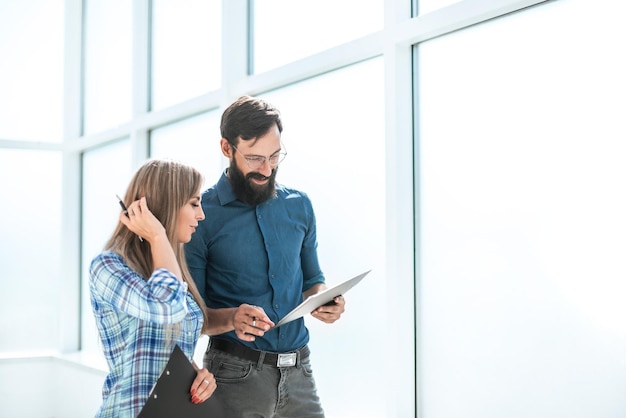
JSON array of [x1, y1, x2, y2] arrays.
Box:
[[185, 95, 345, 418]]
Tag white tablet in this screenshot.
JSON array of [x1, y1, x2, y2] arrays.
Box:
[[275, 270, 371, 327]]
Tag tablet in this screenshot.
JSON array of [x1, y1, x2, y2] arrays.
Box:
[[275, 269, 371, 327]]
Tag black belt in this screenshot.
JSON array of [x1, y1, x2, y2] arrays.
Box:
[[209, 338, 309, 368]]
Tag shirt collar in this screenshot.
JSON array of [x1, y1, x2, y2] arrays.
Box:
[[216, 169, 238, 206]]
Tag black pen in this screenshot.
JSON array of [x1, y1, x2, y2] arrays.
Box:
[[116, 194, 129, 217], [116, 194, 143, 241]]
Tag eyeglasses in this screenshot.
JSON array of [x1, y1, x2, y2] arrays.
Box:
[[232, 144, 287, 170]]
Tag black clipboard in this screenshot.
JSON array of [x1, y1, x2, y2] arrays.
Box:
[[138, 344, 226, 418]]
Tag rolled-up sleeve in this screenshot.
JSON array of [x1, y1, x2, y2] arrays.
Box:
[[300, 193, 325, 292], [89, 252, 188, 324]]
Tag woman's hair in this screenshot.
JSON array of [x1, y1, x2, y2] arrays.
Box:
[[105, 158, 209, 333]]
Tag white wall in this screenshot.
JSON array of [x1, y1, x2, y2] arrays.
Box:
[[0, 356, 105, 418]]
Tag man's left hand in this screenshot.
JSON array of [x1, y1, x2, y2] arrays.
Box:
[[311, 295, 345, 324]]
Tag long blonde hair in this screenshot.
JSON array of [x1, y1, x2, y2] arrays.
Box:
[[105, 159, 209, 333]]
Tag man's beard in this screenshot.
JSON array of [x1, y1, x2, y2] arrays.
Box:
[[228, 158, 277, 206]]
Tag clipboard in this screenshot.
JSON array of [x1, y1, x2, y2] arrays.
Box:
[[275, 269, 371, 327], [138, 344, 226, 418]]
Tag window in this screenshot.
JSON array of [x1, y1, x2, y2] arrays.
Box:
[[83, 0, 132, 135], [0, 0, 64, 141], [263, 57, 388, 417], [417, 1, 626, 416], [252, 0, 383, 73], [149, 111, 225, 185], [0, 149, 62, 351], [81, 139, 133, 354], [151, 0, 222, 110]]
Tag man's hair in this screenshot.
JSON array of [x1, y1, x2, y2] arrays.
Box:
[[220, 95, 283, 146]]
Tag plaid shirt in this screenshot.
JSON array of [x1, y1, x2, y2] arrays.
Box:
[[89, 251, 203, 418]]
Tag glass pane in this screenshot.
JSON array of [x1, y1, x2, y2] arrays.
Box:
[[83, 0, 132, 135], [418, 1, 626, 417], [81, 139, 133, 355], [259, 58, 387, 417], [149, 111, 225, 189], [418, 0, 461, 15], [151, 0, 221, 110], [252, 0, 383, 74], [0, 0, 64, 141], [0, 149, 62, 351]]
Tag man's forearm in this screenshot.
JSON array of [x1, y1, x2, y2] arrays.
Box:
[[303, 283, 327, 299], [204, 307, 238, 336]]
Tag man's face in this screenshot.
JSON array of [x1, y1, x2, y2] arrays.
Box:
[[227, 124, 282, 206]]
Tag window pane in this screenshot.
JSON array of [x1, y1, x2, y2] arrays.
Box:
[[151, 0, 221, 110], [418, 1, 626, 417], [261, 58, 387, 417], [252, 0, 383, 74], [418, 0, 461, 15], [81, 139, 133, 354], [149, 111, 225, 187], [83, 0, 132, 135], [0, 149, 62, 351], [0, 0, 64, 141]]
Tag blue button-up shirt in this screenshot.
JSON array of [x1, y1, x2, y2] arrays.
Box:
[[185, 170, 325, 352]]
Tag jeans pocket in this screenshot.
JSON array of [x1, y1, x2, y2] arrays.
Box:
[[300, 356, 314, 377], [207, 351, 253, 383]]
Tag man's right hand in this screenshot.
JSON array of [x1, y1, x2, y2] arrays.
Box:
[[232, 304, 275, 341]]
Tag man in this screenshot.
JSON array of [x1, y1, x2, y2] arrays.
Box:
[[185, 95, 345, 417]]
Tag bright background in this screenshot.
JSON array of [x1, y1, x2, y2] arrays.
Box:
[[1, 0, 624, 417]]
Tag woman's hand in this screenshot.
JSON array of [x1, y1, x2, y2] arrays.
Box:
[[118, 196, 166, 242], [120, 196, 183, 279], [190, 367, 217, 404]]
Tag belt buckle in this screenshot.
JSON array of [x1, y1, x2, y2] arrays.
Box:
[[277, 352, 297, 367]]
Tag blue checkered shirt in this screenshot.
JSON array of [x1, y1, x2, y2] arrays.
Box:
[[89, 251, 203, 418]]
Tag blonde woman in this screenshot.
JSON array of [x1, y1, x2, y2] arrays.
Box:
[[89, 159, 216, 417]]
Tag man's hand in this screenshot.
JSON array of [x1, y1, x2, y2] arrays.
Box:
[[232, 304, 275, 341], [311, 295, 345, 324]]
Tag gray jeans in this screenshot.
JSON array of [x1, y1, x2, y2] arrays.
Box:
[[204, 343, 325, 418]]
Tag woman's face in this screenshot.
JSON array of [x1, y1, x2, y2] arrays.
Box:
[[176, 192, 205, 243]]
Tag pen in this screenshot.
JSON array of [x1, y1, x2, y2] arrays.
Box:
[[116, 194, 144, 241], [116, 194, 129, 216]]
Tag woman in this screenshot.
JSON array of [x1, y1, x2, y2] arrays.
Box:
[[89, 159, 216, 417]]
